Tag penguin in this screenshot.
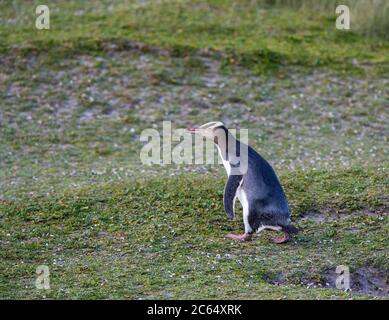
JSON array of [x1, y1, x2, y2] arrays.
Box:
[[187, 121, 298, 243]]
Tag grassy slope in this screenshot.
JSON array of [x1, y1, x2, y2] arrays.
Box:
[[0, 0, 388, 74], [0, 0, 388, 299]]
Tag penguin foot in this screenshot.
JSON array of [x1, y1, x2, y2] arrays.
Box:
[[272, 233, 290, 244], [225, 233, 252, 241]]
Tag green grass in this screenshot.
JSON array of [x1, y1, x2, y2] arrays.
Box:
[[0, 0, 388, 299], [255, 0, 389, 38], [0, 0, 388, 74], [1, 168, 388, 299]]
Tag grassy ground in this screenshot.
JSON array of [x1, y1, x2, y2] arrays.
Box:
[[0, 0, 388, 299], [1, 168, 388, 299], [1, 0, 388, 74]]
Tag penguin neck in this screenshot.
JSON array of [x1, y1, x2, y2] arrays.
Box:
[[216, 144, 231, 176], [215, 131, 239, 161], [215, 132, 240, 176]]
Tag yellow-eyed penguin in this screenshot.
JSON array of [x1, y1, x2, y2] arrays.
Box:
[[187, 121, 298, 243]]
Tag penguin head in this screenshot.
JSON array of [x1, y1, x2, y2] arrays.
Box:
[[186, 121, 227, 143]]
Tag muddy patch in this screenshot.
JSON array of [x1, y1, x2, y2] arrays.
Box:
[[312, 267, 387, 297], [268, 267, 388, 297], [324, 267, 389, 297]]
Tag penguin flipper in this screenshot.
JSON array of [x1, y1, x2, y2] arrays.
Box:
[[223, 174, 243, 219]]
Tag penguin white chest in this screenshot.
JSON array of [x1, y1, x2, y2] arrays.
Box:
[[216, 145, 232, 176], [236, 184, 253, 233], [236, 185, 247, 208], [222, 160, 231, 176]]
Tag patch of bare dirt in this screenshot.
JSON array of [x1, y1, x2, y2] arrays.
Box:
[[324, 267, 389, 297], [268, 267, 388, 297], [299, 209, 389, 223]]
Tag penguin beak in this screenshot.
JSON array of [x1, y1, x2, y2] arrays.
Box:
[[186, 127, 208, 138], [186, 121, 224, 139], [186, 128, 206, 135], [186, 127, 200, 134]]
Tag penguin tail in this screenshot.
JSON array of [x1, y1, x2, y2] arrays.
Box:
[[282, 223, 299, 235]]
